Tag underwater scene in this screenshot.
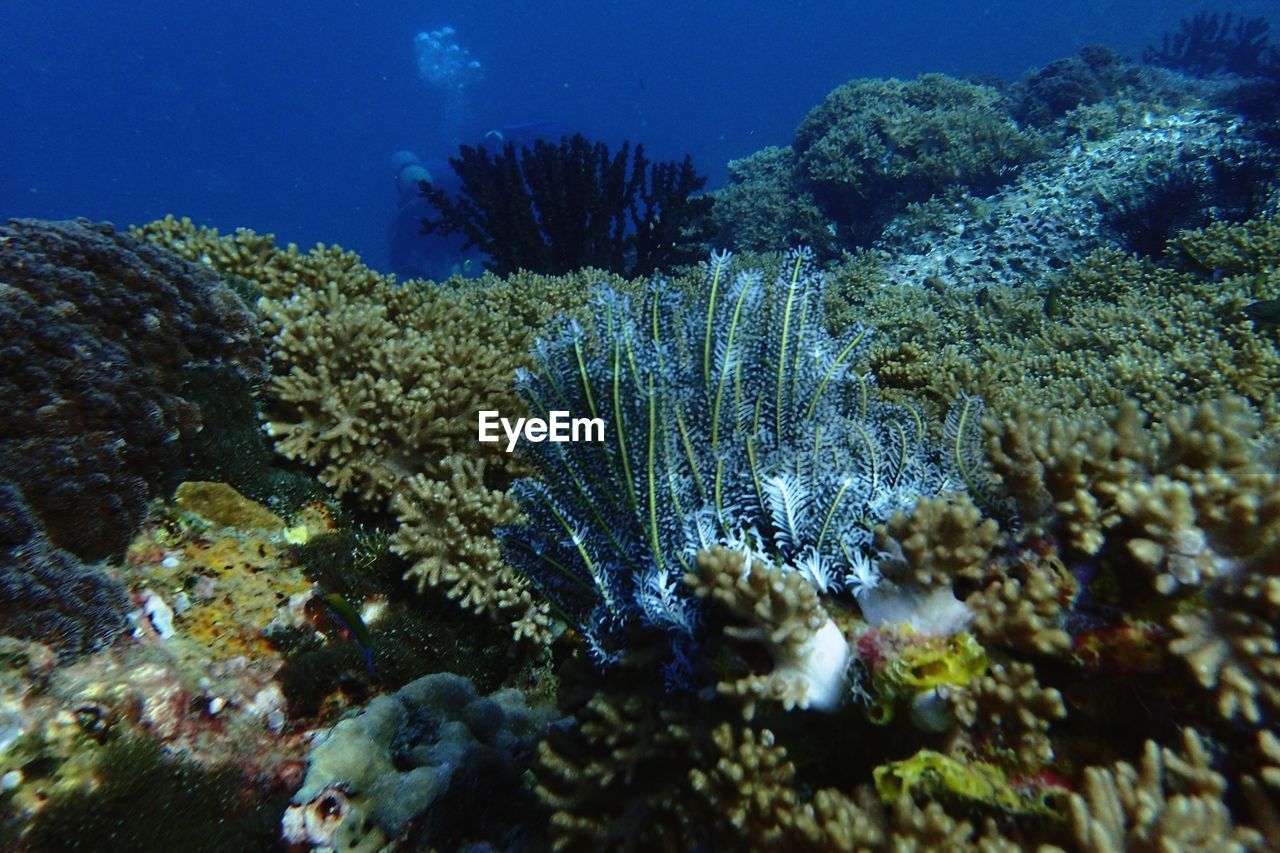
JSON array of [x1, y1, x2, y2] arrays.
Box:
[[3, 2, 1280, 850]]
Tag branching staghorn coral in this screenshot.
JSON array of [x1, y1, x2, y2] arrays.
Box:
[[966, 553, 1074, 657], [950, 661, 1066, 768], [687, 548, 849, 718], [984, 395, 1280, 723], [875, 493, 1001, 588], [828, 212, 1280, 439], [1052, 729, 1263, 852], [389, 458, 552, 644], [500, 248, 955, 683], [536, 681, 1032, 852], [132, 217, 608, 643]]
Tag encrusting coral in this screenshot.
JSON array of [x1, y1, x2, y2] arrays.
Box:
[[282, 672, 555, 851]]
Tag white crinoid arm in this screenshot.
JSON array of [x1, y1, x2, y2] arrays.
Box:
[[844, 548, 882, 598]]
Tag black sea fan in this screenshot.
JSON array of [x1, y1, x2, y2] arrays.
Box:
[[420, 134, 713, 277], [1144, 12, 1280, 79]]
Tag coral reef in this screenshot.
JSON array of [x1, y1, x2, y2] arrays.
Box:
[[875, 493, 1000, 588], [0, 218, 263, 563], [827, 213, 1280, 436], [14, 40, 1274, 851], [422, 133, 714, 276], [534, 680, 1045, 851], [0, 494, 326, 847], [793, 74, 1046, 244], [282, 672, 555, 850], [978, 393, 1280, 740], [867, 108, 1270, 288], [950, 661, 1065, 768]]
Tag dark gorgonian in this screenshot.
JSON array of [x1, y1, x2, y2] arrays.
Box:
[[420, 133, 713, 277]]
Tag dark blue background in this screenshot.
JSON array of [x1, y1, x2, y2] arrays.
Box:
[[0, 1, 1264, 269]]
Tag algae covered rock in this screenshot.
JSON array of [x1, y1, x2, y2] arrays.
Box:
[[282, 672, 557, 851]]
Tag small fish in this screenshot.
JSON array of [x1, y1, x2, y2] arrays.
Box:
[[1244, 298, 1280, 326], [1043, 286, 1061, 321], [308, 593, 376, 676]]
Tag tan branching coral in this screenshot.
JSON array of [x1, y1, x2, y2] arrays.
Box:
[[535, 692, 702, 851], [688, 724, 805, 845], [688, 725, 1021, 851], [538, 687, 1027, 852], [985, 396, 1279, 575], [1158, 397, 1280, 554], [876, 494, 1000, 588], [983, 402, 1148, 553], [687, 548, 851, 718], [1172, 216, 1280, 282], [967, 554, 1072, 656], [260, 279, 532, 503], [1052, 729, 1263, 853], [950, 661, 1065, 768], [827, 215, 1280, 437], [1240, 729, 1280, 841], [131, 215, 289, 292], [982, 396, 1280, 720], [1167, 589, 1280, 724], [1113, 476, 1220, 595], [131, 216, 611, 644], [390, 457, 552, 644]]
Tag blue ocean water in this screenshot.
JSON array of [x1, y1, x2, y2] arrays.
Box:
[[0, 0, 1268, 270]]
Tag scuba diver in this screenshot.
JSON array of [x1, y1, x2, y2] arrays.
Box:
[[387, 122, 571, 280], [387, 149, 477, 280]]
